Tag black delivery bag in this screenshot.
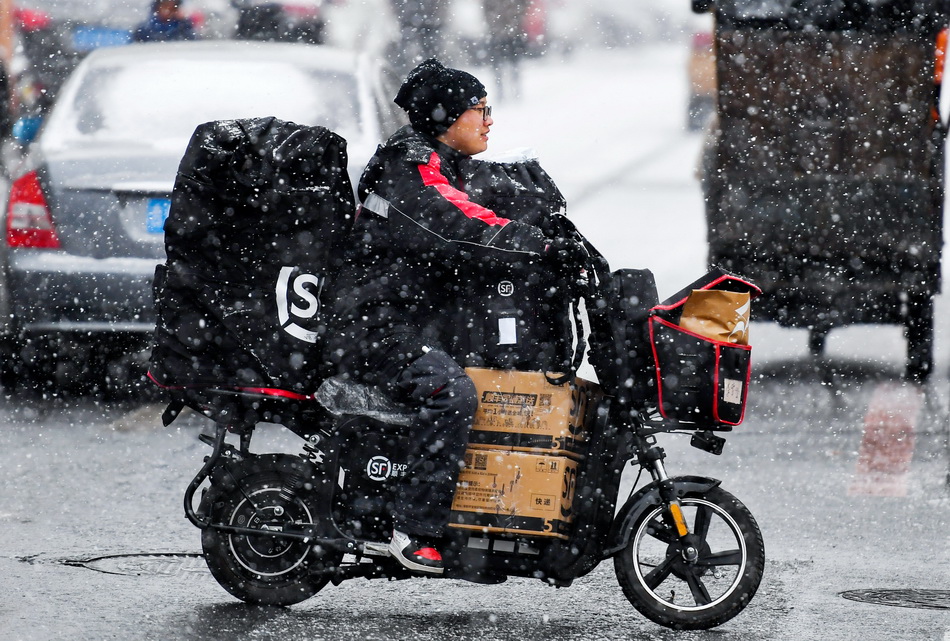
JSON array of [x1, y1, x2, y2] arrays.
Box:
[[649, 269, 761, 426], [447, 155, 576, 373], [586, 267, 660, 414], [149, 117, 355, 393]]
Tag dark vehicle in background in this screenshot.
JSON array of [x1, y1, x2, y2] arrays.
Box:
[[697, 0, 948, 380], [0, 40, 405, 393], [9, 0, 330, 138], [232, 0, 326, 44]]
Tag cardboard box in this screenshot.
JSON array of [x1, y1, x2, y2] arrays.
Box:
[[449, 448, 579, 539], [464, 368, 602, 457]]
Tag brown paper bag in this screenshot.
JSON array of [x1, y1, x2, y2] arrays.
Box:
[[679, 289, 751, 345]]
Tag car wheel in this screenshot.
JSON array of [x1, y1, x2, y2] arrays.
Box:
[[905, 294, 934, 382], [17, 335, 60, 395], [0, 335, 24, 393]]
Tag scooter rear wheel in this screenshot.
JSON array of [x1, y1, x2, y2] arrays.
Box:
[[200, 454, 337, 605], [613, 486, 764, 630]]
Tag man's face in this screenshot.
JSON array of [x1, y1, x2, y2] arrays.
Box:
[[157, 0, 180, 20], [437, 98, 492, 156]]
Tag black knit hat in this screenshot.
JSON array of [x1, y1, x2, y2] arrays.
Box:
[[394, 58, 486, 138]]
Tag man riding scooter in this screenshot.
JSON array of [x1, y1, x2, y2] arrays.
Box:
[[325, 59, 589, 574]]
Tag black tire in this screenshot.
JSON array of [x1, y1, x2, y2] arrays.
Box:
[[905, 294, 934, 382], [17, 335, 57, 396], [0, 334, 23, 393], [613, 486, 765, 630], [199, 454, 337, 606], [808, 326, 828, 358]]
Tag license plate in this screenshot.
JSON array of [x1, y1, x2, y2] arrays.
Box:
[[145, 198, 171, 234], [72, 26, 132, 52]]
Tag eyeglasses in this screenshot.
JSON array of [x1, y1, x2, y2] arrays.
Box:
[[470, 105, 492, 122]]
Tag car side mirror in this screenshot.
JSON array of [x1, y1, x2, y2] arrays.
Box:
[[12, 116, 42, 145]]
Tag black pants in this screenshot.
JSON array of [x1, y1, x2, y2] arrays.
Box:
[[340, 335, 477, 538]]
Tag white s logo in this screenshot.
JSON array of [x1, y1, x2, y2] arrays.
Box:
[[276, 266, 324, 343], [291, 273, 322, 318]]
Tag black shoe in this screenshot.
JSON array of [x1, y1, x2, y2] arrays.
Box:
[[389, 529, 444, 575]]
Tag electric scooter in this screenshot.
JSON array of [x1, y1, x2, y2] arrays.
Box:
[[160, 266, 765, 631]]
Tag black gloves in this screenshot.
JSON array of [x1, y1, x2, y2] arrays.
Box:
[[545, 236, 589, 266], [543, 237, 590, 287]]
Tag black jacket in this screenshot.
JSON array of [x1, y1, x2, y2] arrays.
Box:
[[326, 125, 569, 378]]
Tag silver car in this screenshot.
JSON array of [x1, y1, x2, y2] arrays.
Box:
[[1, 40, 405, 393]]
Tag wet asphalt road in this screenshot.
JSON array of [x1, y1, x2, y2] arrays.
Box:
[[1, 41, 949, 641], [0, 357, 948, 641]]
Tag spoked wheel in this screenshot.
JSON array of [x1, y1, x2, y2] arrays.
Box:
[[200, 454, 339, 605], [614, 486, 765, 630]]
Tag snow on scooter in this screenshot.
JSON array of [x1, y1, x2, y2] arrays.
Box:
[[149, 117, 765, 631]]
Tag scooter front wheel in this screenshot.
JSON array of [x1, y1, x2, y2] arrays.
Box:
[[200, 454, 338, 606], [613, 486, 764, 630]]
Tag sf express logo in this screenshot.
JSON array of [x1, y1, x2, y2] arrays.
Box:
[[366, 456, 409, 482], [276, 266, 324, 343], [497, 280, 515, 297]]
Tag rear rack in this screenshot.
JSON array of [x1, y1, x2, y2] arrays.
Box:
[[148, 371, 331, 437]]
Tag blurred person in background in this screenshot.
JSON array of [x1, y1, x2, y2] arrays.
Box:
[[388, 0, 446, 72], [13, 8, 83, 119], [133, 0, 198, 42], [482, 0, 530, 101]]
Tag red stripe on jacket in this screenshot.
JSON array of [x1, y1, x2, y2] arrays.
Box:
[[417, 153, 511, 226]]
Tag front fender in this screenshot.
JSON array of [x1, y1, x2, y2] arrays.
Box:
[[603, 475, 721, 556]]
